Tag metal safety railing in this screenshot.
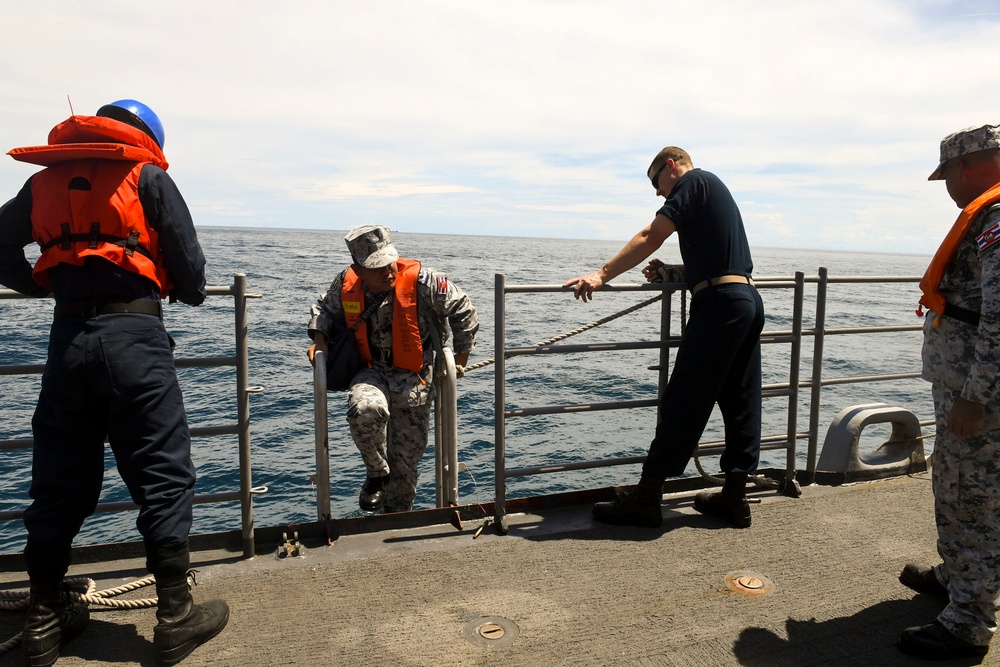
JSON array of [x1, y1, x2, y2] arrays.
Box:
[[803, 268, 929, 482], [493, 273, 803, 531], [492, 269, 928, 532], [0, 274, 264, 558], [311, 345, 461, 520]]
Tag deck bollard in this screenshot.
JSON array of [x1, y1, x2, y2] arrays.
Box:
[[817, 403, 927, 483]]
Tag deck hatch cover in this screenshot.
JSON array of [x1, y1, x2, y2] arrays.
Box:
[[724, 570, 775, 597], [464, 616, 519, 647]]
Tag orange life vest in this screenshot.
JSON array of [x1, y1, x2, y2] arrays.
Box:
[[7, 115, 172, 296], [342, 258, 425, 373], [918, 181, 1000, 325]]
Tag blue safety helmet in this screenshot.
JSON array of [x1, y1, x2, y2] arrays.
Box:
[[96, 99, 166, 148]]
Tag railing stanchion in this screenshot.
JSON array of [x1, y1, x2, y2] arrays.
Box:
[[233, 273, 256, 558], [434, 347, 460, 507], [782, 272, 804, 487], [313, 350, 331, 520], [494, 274, 508, 533], [656, 287, 674, 421], [444, 349, 459, 506], [806, 266, 829, 484]]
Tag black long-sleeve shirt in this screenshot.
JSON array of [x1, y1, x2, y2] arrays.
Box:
[[0, 164, 207, 305]]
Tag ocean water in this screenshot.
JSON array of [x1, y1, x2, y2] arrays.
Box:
[[0, 227, 933, 555]]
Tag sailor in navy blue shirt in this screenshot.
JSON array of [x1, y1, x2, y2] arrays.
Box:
[[564, 146, 764, 529], [0, 100, 227, 665]]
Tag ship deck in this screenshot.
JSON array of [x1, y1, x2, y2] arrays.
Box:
[[1, 471, 995, 666]]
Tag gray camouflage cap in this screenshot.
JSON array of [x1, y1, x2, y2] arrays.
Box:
[[345, 225, 399, 269], [929, 124, 1000, 180]]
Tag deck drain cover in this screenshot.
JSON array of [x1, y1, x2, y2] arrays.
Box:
[[724, 571, 774, 597], [464, 616, 519, 647]]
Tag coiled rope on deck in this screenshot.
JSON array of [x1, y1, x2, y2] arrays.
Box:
[[0, 575, 157, 655]]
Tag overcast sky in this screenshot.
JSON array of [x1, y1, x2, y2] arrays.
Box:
[[2, 1, 999, 255]]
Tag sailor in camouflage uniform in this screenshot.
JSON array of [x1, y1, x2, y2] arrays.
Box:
[[307, 226, 478, 513], [899, 125, 1000, 660]]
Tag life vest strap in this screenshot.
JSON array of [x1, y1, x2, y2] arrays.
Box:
[[125, 230, 140, 257], [53, 297, 162, 319], [40, 231, 154, 261], [942, 303, 981, 326]]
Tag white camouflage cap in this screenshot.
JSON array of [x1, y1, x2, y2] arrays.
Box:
[[929, 124, 1000, 180], [345, 225, 399, 269]]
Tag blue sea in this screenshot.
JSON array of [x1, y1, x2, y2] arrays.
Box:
[[0, 227, 934, 555]]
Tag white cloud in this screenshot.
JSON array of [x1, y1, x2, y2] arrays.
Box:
[[0, 0, 998, 253], [294, 181, 477, 200]]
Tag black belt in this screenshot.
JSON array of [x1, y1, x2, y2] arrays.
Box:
[[942, 303, 980, 326], [53, 298, 162, 319]]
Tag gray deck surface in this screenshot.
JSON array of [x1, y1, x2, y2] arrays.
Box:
[[1, 472, 996, 666]]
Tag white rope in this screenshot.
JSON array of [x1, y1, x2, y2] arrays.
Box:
[[0, 575, 158, 656]]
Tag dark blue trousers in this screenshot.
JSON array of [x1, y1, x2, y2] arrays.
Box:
[[643, 283, 764, 478], [23, 312, 195, 582]]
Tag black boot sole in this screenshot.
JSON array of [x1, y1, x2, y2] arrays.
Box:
[[693, 492, 751, 528]]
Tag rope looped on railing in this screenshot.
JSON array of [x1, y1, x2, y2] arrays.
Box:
[[459, 292, 665, 375]]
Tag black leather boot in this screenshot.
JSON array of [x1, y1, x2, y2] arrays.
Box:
[[21, 581, 90, 667], [151, 545, 229, 666], [899, 563, 948, 597], [359, 474, 387, 512], [898, 621, 989, 659], [592, 472, 665, 528], [694, 471, 751, 528]]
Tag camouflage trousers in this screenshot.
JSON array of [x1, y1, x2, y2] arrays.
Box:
[[346, 365, 433, 513], [930, 383, 1000, 646]]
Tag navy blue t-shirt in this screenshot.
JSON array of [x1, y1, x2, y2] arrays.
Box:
[[656, 168, 753, 289]]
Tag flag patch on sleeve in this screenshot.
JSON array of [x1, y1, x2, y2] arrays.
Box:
[[436, 276, 449, 295], [977, 222, 1000, 252]]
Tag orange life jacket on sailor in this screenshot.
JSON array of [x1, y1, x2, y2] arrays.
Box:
[[918, 182, 1000, 325], [342, 259, 425, 373], [7, 115, 173, 297]]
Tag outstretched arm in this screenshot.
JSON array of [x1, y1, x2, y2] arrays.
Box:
[[562, 213, 676, 302]]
